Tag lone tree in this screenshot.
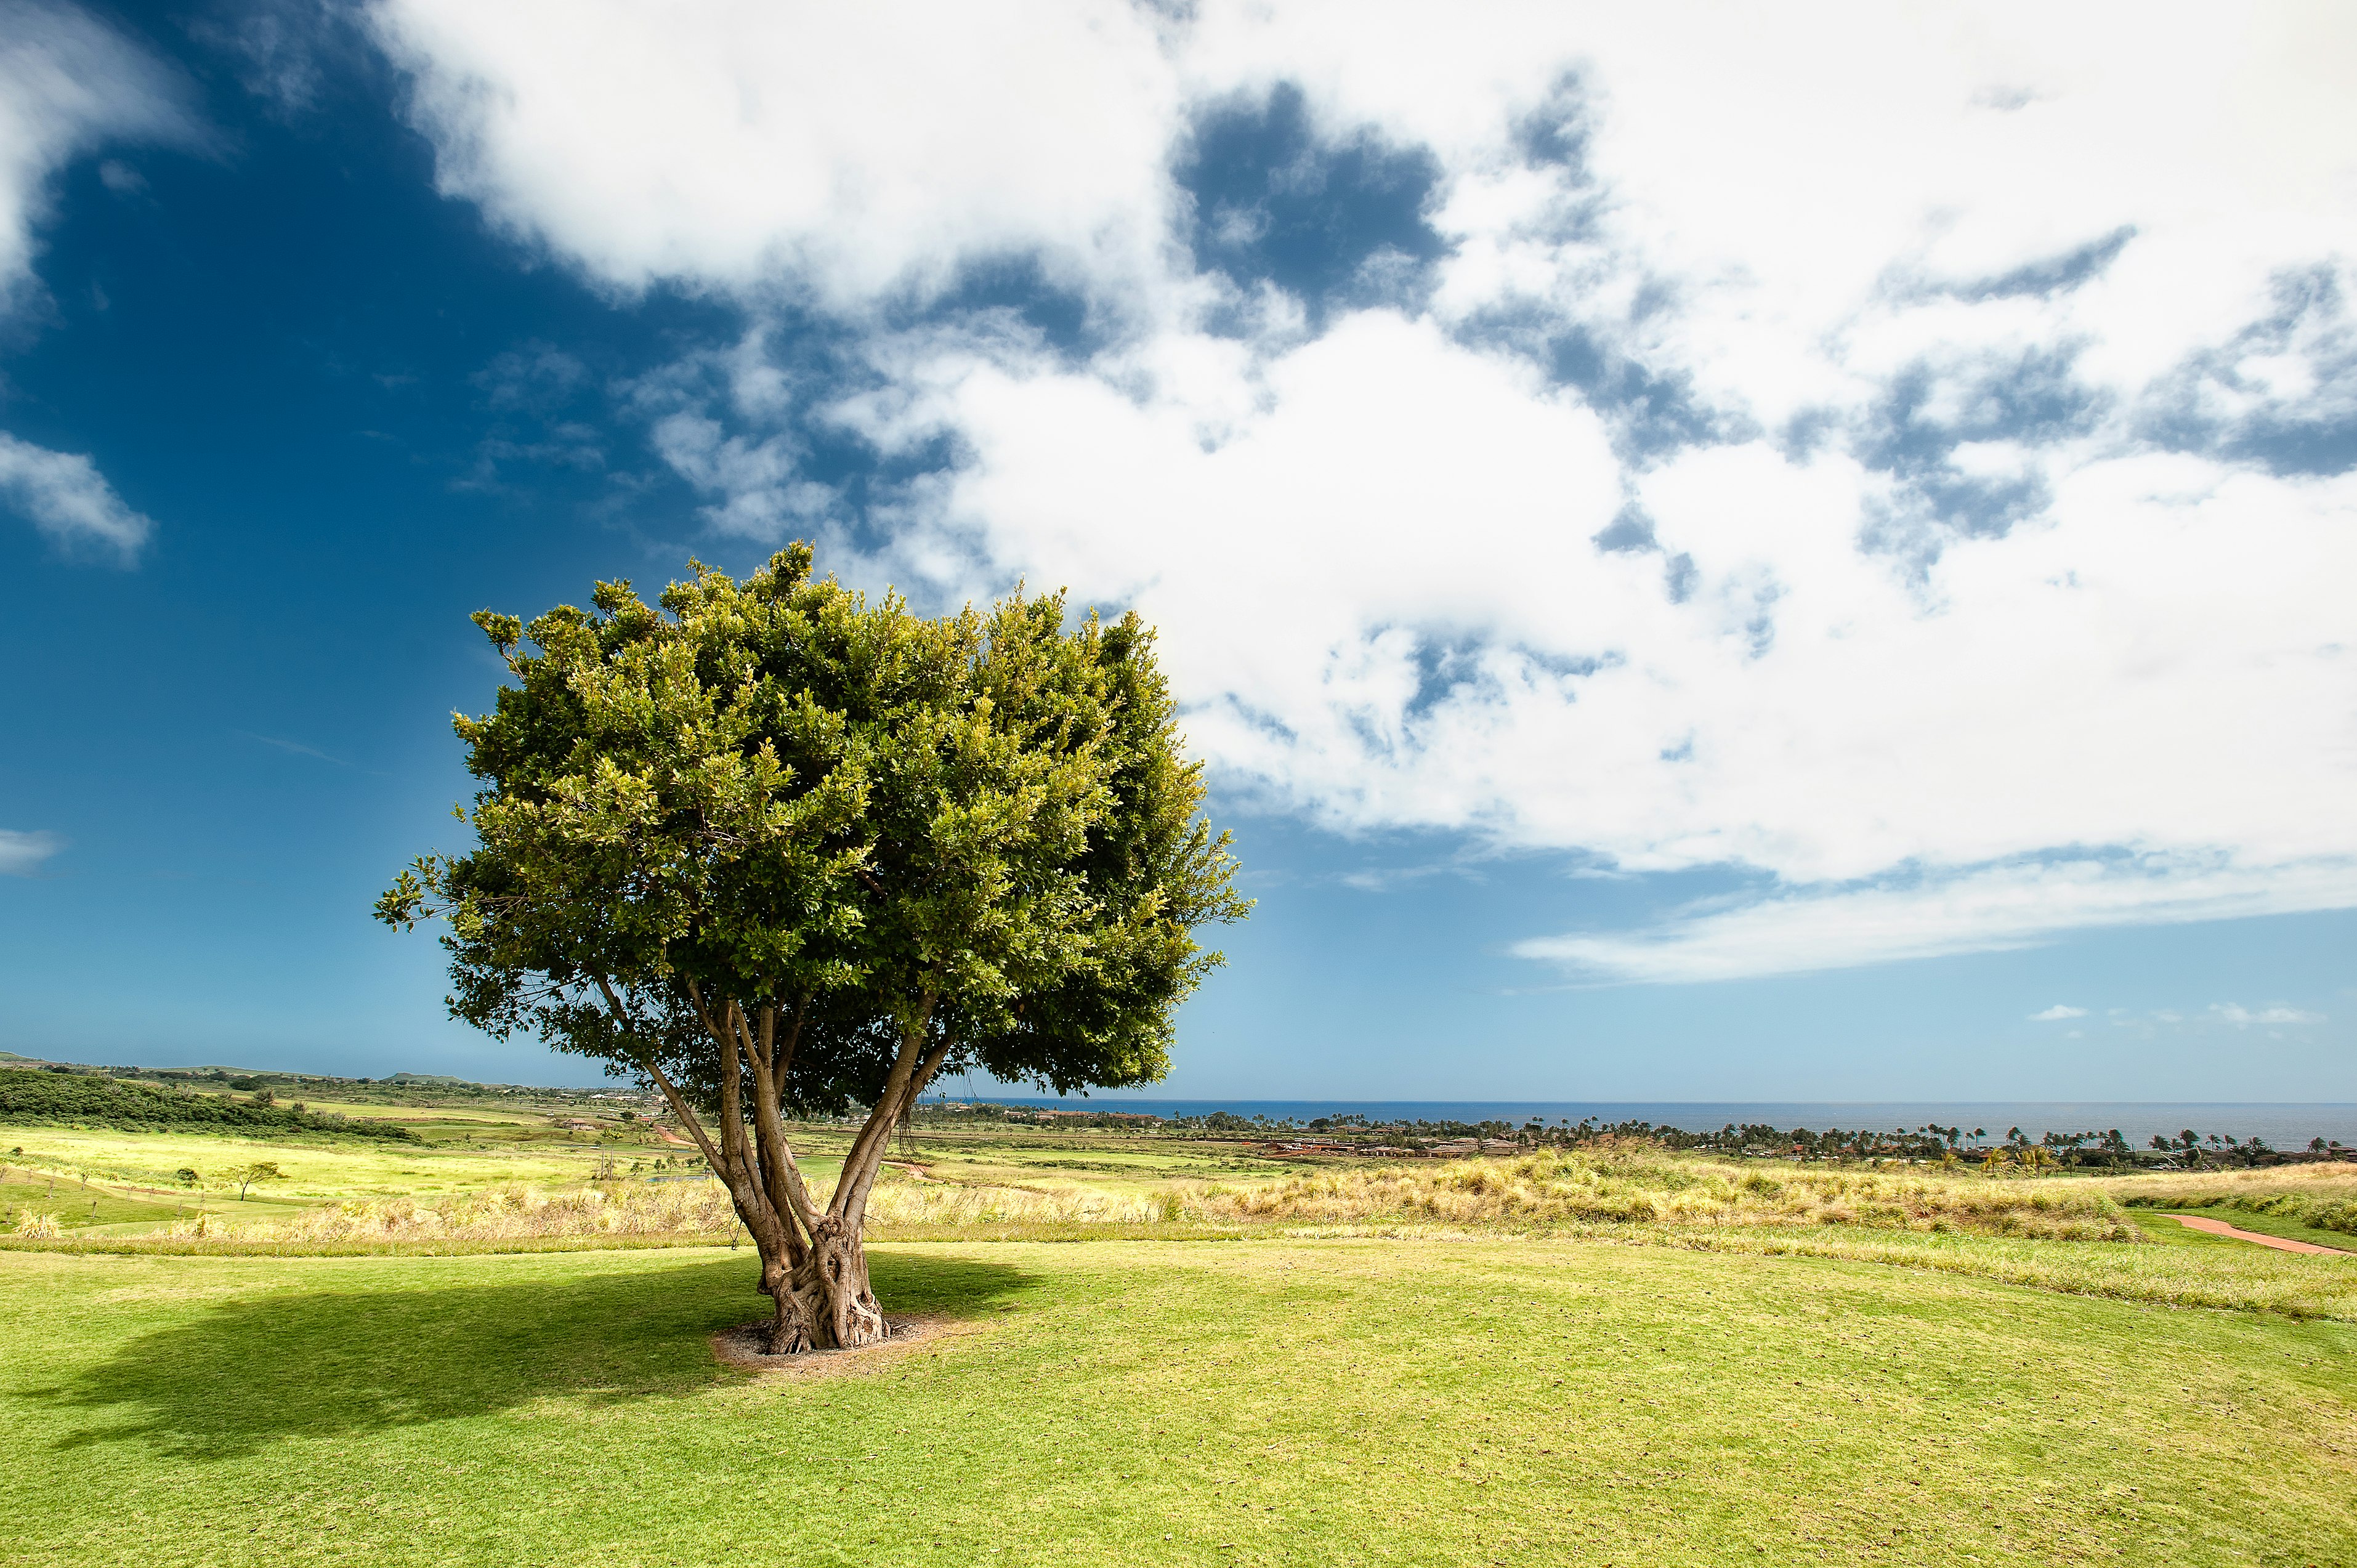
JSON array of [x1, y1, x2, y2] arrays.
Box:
[[230, 1161, 283, 1200], [379, 546, 1246, 1351]]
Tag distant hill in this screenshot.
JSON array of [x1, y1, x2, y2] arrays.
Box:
[[0, 1069, 422, 1142], [0, 1052, 647, 1111]]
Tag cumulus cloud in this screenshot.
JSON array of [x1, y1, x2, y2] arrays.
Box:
[[366, 0, 1181, 315], [0, 430, 152, 559], [0, 828, 62, 876], [2030, 1004, 2087, 1021], [368, 0, 2357, 977]]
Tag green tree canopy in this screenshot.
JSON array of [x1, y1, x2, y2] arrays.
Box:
[[379, 545, 1247, 1349]]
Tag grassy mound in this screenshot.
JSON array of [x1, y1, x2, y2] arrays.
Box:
[[0, 1069, 421, 1143]]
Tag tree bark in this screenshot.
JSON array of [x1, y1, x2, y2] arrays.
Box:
[[627, 976, 957, 1354], [789, 1212, 886, 1348]]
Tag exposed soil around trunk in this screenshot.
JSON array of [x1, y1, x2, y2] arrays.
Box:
[[2164, 1213, 2352, 1254], [710, 1313, 958, 1376]]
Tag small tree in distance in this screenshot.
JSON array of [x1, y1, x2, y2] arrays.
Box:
[[230, 1161, 283, 1200], [379, 546, 1248, 1351]]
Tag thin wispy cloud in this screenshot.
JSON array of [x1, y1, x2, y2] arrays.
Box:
[[0, 430, 153, 560], [2210, 1002, 2326, 1028], [237, 730, 350, 766], [0, 827, 62, 876], [1514, 855, 2357, 984], [2030, 1004, 2087, 1021], [0, 1, 196, 563], [0, 0, 201, 309]]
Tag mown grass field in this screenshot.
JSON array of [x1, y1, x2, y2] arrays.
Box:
[[4, 1237, 2353, 1568], [5, 1105, 2355, 1565], [0, 1170, 182, 1229]]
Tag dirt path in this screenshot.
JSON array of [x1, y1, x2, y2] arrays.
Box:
[[2164, 1213, 2352, 1255]]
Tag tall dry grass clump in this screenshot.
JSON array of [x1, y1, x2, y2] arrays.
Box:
[[166, 1172, 1165, 1244], [1184, 1146, 2138, 1240], [862, 1181, 1167, 1227], [171, 1181, 741, 1243], [161, 1147, 2156, 1246], [2090, 1162, 2357, 1237]]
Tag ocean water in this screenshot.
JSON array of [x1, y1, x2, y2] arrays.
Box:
[[957, 1098, 2357, 1148]]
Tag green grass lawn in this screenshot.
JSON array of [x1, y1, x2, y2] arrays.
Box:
[[0, 1171, 184, 1229], [0, 1126, 632, 1203], [3, 1239, 2352, 1567]]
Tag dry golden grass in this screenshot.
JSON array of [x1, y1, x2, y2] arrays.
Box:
[[171, 1180, 741, 1242], [166, 1171, 1166, 1243], [2088, 1161, 2357, 1204], [73, 1150, 2357, 1321], [1181, 1146, 2138, 1240], [2088, 1161, 2357, 1237], [179, 1146, 2141, 1245]]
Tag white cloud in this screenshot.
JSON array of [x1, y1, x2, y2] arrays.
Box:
[[0, 828, 62, 876], [368, 1, 2357, 977], [1513, 854, 2357, 984], [0, 1, 197, 312], [0, 430, 152, 559], [2210, 1002, 2326, 1028], [0, 4, 192, 564], [366, 0, 1182, 315], [2030, 1004, 2087, 1021]]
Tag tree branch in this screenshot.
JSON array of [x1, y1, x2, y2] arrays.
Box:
[[836, 993, 936, 1228], [741, 1000, 817, 1240], [910, 1033, 958, 1099], [642, 1059, 726, 1181]]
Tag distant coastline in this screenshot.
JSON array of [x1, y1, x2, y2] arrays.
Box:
[[950, 1097, 2357, 1148]]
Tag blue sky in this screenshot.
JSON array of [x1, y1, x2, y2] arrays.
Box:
[[2, 1, 2352, 1097]]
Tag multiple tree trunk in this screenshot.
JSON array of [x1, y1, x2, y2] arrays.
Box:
[[639, 983, 950, 1353]]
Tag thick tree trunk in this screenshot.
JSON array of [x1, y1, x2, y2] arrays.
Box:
[[777, 1011, 952, 1351], [758, 1247, 817, 1354], [788, 1213, 887, 1349], [644, 984, 955, 1355]]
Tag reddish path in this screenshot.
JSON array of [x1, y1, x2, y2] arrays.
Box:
[[2165, 1213, 2352, 1255]]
